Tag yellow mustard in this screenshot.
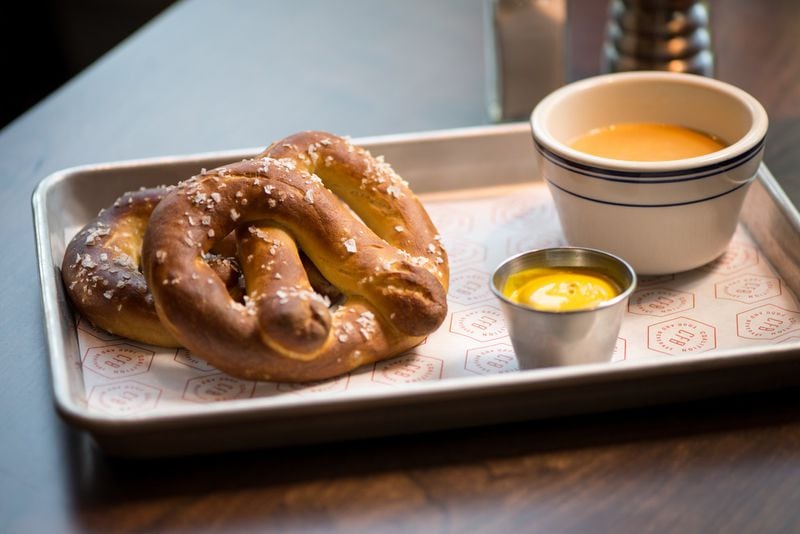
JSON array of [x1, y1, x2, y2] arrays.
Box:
[[502, 267, 619, 312]]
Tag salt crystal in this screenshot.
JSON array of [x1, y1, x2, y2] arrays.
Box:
[[386, 185, 403, 198]]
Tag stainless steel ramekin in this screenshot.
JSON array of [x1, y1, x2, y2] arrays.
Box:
[[491, 247, 637, 369]]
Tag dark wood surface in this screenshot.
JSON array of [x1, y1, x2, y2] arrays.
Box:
[[4, 0, 800, 531]]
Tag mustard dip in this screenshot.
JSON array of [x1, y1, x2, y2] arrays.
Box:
[[503, 267, 620, 312]]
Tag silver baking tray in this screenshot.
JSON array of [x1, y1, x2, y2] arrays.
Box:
[[33, 123, 800, 457]]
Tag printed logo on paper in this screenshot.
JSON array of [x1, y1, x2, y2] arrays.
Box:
[[88, 380, 161, 415], [507, 233, 565, 256], [449, 305, 508, 342], [277, 374, 350, 395], [491, 196, 554, 228], [441, 237, 486, 267], [183, 373, 256, 402], [174, 348, 215, 372], [702, 242, 758, 275], [372, 353, 443, 385], [736, 304, 800, 340], [427, 207, 473, 235], [449, 268, 495, 305], [464, 343, 518, 375], [715, 274, 781, 304], [648, 316, 716, 355], [83, 343, 154, 379], [628, 288, 694, 317]]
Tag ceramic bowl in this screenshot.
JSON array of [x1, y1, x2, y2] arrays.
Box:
[[530, 71, 768, 275]]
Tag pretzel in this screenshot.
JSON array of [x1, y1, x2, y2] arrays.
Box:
[[62, 187, 242, 347], [142, 131, 449, 382]]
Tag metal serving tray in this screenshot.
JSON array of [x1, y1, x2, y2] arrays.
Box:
[[33, 123, 800, 457]]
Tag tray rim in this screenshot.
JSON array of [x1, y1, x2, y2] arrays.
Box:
[[33, 123, 800, 438]]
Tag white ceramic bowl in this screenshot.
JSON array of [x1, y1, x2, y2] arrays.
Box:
[[530, 71, 768, 275]]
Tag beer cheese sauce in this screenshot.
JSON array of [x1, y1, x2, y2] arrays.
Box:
[[569, 123, 726, 161], [503, 267, 620, 312]]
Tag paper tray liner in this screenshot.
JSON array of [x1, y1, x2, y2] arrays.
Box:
[[68, 182, 800, 417]]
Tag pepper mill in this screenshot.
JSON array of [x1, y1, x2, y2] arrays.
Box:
[[602, 0, 714, 76]]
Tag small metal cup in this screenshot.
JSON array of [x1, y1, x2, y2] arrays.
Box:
[[491, 247, 637, 369]]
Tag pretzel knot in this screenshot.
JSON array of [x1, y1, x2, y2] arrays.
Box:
[[143, 132, 449, 382]]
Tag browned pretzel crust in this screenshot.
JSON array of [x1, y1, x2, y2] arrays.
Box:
[[62, 187, 180, 346], [62, 187, 242, 347], [142, 131, 449, 382]]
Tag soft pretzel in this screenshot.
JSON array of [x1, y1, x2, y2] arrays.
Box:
[[62, 187, 243, 347], [142, 131, 449, 382]]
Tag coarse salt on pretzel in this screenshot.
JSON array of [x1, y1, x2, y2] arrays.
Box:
[[61, 187, 242, 347], [142, 131, 449, 382], [62, 187, 181, 346]]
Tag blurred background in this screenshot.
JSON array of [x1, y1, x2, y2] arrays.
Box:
[[2, 0, 175, 128], [4, 0, 798, 134]]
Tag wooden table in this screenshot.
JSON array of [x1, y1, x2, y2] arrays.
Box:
[[4, 0, 800, 531]]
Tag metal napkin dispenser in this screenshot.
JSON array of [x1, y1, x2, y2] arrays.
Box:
[[486, 0, 567, 121]]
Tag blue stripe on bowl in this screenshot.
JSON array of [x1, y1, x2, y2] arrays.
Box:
[[534, 136, 765, 184], [545, 178, 751, 208]]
